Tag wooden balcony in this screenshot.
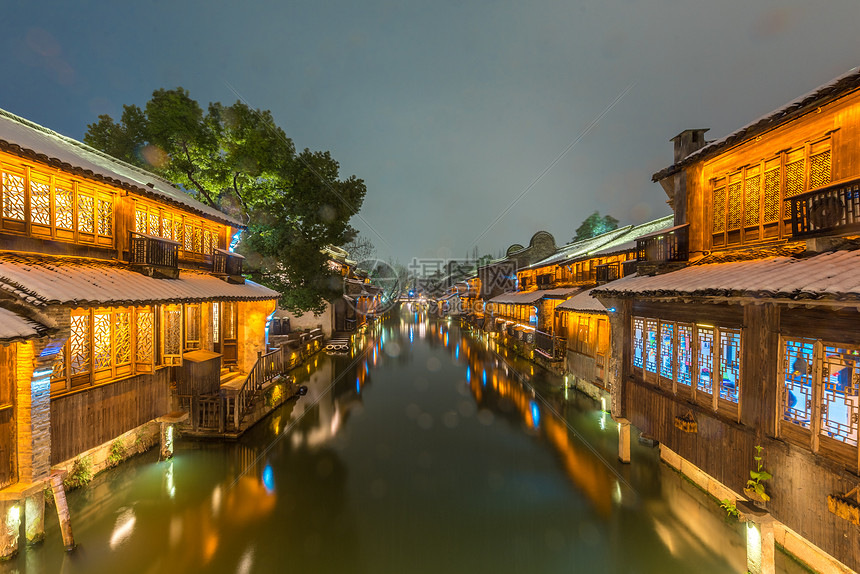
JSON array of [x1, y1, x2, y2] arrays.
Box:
[[636, 223, 689, 263], [129, 232, 179, 278], [790, 178, 860, 238], [535, 329, 564, 361], [212, 248, 245, 283]]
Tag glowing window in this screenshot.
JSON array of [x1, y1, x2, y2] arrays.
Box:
[[782, 338, 814, 430], [645, 319, 658, 373], [2, 172, 25, 220], [659, 321, 674, 379], [719, 328, 741, 404], [677, 324, 693, 387], [821, 345, 859, 447], [633, 317, 644, 368], [697, 326, 714, 396]]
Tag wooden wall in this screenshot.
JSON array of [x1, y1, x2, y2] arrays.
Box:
[[0, 345, 15, 488], [50, 368, 170, 465]]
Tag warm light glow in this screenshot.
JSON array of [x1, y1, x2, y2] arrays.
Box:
[[109, 508, 137, 549], [747, 522, 762, 572]]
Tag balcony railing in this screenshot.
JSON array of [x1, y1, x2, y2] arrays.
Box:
[[621, 259, 638, 277], [535, 329, 564, 360], [790, 178, 860, 238], [636, 223, 689, 263], [129, 232, 178, 268], [213, 248, 244, 276], [595, 263, 620, 284]]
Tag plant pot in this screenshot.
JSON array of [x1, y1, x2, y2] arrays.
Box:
[[744, 487, 768, 508]]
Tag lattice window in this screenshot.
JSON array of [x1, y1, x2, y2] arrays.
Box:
[[782, 338, 814, 430], [821, 345, 859, 447], [51, 345, 66, 380], [55, 187, 73, 229], [2, 172, 25, 220], [677, 324, 693, 387], [743, 168, 761, 227], [697, 326, 714, 396], [135, 210, 147, 234], [193, 227, 202, 253], [204, 229, 212, 255], [136, 310, 153, 362], [162, 216, 172, 240], [184, 223, 193, 251], [115, 311, 130, 365], [97, 198, 112, 236], [224, 301, 237, 339], [30, 180, 51, 225], [783, 156, 805, 219], [93, 312, 112, 370], [174, 220, 183, 244], [713, 182, 726, 233], [164, 306, 182, 356], [763, 165, 781, 223], [633, 317, 644, 368], [77, 194, 94, 233], [727, 174, 743, 230], [659, 321, 674, 379], [185, 304, 201, 349], [645, 319, 658, 373], [810, 149, 832, 190], [719, 328, 741, 403], [149, 212, 160, 237], [212, 302, 220, 344], [70, 314, 90, 375]]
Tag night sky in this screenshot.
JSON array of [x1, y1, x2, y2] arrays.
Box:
[[3, 1, 858, 263]]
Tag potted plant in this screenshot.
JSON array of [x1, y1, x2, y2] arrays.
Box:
[[744, 445, 772, 506]]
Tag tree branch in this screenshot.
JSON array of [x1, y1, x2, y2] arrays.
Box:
[[180, 141, 217, 206], [232, 172, 251, 221]]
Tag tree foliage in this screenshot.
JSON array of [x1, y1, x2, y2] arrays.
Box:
[[572, 211, 619, 242], [85, 88, 366, 313]]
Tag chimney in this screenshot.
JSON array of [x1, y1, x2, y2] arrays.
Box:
[[671, 129, 709, 164]]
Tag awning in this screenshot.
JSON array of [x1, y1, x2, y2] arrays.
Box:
[[488, 287, 577, 305], [0, 307, 52, 342], [592, 248, 860, 301], [0, 254, 280, 307], [556, 288, 607, 314]]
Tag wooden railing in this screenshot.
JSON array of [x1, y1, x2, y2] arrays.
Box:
[[129, 232, 178, 268], [621, 259, 638, 277], [535, 330, 565, 360], [213, 248, 245, 275], [227, 346, 289, 430], [790, 178, 860, 238], [637, 224, 689, 263]]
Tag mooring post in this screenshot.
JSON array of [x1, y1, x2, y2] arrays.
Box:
[[24, 489, 46, 545], [49, 472, 75, 552], [616, 417, 631, 464]]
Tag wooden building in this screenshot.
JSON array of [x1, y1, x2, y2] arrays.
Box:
[[594, 68, 860, 572], [0, 108, 279, 555]]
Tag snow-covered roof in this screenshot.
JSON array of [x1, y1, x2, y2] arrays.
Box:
[[0, 307, 50, 342], [0, 108, 243, 228], [592, 248, 860, 301], [0, 254, 279, 307], [653, 66, 860, 182], [527, 215, 675, 270], [489, 287, 577, 305], [556, 288, 607, 314]]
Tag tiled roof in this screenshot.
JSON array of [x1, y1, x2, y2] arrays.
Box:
[[0, 307, 51, 342], [652, 66, 860, 182], [592, 248, 860, 301], [489, 287, 577, 305], [527, 215, 675, 270], [556, 288, 607, 314], [691, 242, 807, 265], [0, 254, 279, 307], [0, 108, 243, 228]]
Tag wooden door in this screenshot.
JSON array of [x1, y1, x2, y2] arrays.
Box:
[[222, 302, 238, 364]]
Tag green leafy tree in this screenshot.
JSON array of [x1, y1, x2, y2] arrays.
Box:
[[85, 88, 366, 313], [572, 211, 619, 242]]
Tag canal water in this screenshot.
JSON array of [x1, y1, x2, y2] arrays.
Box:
[[2, 309, 807, 573]]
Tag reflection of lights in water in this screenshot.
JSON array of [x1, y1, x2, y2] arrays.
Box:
[[262, 464, 275, 493], [530, 401, 541, 429], [613, 481, 622, 504], [212, 485, 222, 516], [466, 368, 471, 383], [601, 397, 607, 412], [364, 361, 369, 375], [599, 411, 606, 431], [356, 376, 361, 394], [166, 460, 175, 498], [455, 346, 459, 359], [237, 546, 255, 574], [109, 507, 137, 549], [482, 369, 487, 387]]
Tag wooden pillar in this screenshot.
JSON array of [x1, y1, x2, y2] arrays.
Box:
[[156, 412, 188, 460], [617, 417, 631, 464], [49, 473, 75, 552]]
